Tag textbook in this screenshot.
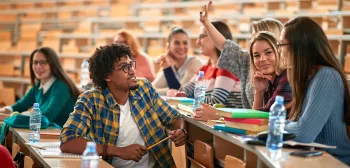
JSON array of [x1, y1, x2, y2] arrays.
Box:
[[224, 117, 268, 125], [225, 121, 268, 132], [216, 108, 269, 119], [165, 97, 194, 106], [214, 124, 256, 135]]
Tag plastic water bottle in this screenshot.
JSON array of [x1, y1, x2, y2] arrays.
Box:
[[29, 103, 42, 143], [80, 59, 89, 89], [81, 142, 99, 168], [266, 96, 286, 156], [192, 71, 206, 111]]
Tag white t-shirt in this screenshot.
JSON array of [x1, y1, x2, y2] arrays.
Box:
[[111, 100, 156, 168]]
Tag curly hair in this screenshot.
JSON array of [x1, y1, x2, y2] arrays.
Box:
[[88, 44, 132, 89]]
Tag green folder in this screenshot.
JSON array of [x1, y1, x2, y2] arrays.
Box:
[[216, 108, 269, 118]]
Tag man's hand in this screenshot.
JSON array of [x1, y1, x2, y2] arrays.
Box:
[[169, 129, 186, 147], [117, 144, 148, 162]]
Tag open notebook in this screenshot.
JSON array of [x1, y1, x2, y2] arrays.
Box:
[[26, 142, 82, 158], [39, 148, 82, 158]]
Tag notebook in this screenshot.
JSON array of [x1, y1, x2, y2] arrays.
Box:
[[39, 148, 82, 159], [224, 117, 268, 125], [26, 142, 60, 149], [225, 121, 268, 132], [165, 97, 194, 106], [216, 108, 269, 118]]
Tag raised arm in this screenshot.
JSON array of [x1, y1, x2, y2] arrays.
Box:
[[200, 1, 226, 51]]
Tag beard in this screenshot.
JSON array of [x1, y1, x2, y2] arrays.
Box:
[[129, 84, 139, 90]]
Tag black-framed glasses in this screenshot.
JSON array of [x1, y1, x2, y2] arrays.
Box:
[[114, 61, 136, 73], [32, 60, 48, 66], [277, 42, 289, 48]]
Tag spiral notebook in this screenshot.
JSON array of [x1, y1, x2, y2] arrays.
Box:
[[39, 148, 82, 159], [26, 142, 60, 149]]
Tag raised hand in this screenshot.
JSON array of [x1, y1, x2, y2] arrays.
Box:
[[253, 71, 272, 93], [199, 1, 212, 25]]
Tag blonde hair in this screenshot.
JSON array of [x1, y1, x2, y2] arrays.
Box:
[[115, 29, 145, 57], [251, 18, 283, 37], [248, 31, 286, 85]]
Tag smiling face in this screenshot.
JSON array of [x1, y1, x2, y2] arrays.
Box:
[[32, 52, 52, 83], [196, 26, 216, 57], [167, 33, 188, 60], [252, 40, 276, 75], [105, 56, 138, 90]]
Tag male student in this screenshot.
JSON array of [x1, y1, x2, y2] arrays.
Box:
[[60, 44, 187, 168]]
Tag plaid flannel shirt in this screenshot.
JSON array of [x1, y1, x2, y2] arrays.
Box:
[[60, 79, 181, 167]]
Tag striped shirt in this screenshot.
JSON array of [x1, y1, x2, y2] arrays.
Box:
[[60, 79, 180, 167], [180, 65, 242, 108]]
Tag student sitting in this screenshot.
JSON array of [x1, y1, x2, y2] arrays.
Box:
[[200, 1, 285, 109], [152, 27, 203, 95], [280, 16, 350, 165], [174, 21, 242, 109], [60, 44, 186, 167], [114, 29, 156, 82], [0, 47, 80, 127]]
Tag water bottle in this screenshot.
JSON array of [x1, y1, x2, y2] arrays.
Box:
[[29, 103, 42, 143], [192, 71, 206, 111], [80, 59, 89, 89], [266, 96, 286, 155], [81, 142, 99, 168]]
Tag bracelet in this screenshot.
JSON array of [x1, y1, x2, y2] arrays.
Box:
[[103, 144, 108, 159], [180, 128, 188, 139]]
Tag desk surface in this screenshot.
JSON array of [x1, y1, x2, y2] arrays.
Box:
[[178, 109, 348, 168], [11, 128, 113, 168]]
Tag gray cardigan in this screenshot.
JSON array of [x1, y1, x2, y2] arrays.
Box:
[[285, 67, 350, 165], [217, 40, 254, 108]]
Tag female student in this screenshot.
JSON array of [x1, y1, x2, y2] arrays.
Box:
[[152, 27, 203, 95], [0, 47, 80, 127], [281, 17, 350, 164], [200, 1, 285, 108], [176, 21, 242, 109], [114, 29, 155, 82]]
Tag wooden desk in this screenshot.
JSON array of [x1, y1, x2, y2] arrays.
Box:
[[178, 109, 348, 168], [11, 128, 113, 168]]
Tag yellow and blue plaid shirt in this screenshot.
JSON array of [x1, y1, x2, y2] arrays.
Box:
[[60, 79, 181, 167]]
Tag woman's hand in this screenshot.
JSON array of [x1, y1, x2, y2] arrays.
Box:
[[193, 102, 220, 122], [167, 89, 179, 97], [253, 71, 272, 93], [199, 1, 212, 26], [0, 107, 11, 114]]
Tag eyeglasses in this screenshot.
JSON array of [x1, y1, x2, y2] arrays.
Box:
[[114, 61, 136, 73], [32, 60, 48, 66], [277, 42, 289, 48]]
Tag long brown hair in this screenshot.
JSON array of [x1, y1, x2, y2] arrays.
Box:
[[29, 47, 80, 100], [115, 29, 146, 58], [284, 17, 350, 124], [248, 31, 285, 85]]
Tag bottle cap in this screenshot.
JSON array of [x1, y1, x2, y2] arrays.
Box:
[[33, 103, 39, 108], [198, 71, 204, 77], [275, 96, 284, 104]]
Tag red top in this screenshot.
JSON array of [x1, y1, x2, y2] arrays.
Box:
[[0, 145, 15, 168]]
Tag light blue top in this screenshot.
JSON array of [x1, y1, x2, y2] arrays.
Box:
[[285, 67, 350, 165]]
